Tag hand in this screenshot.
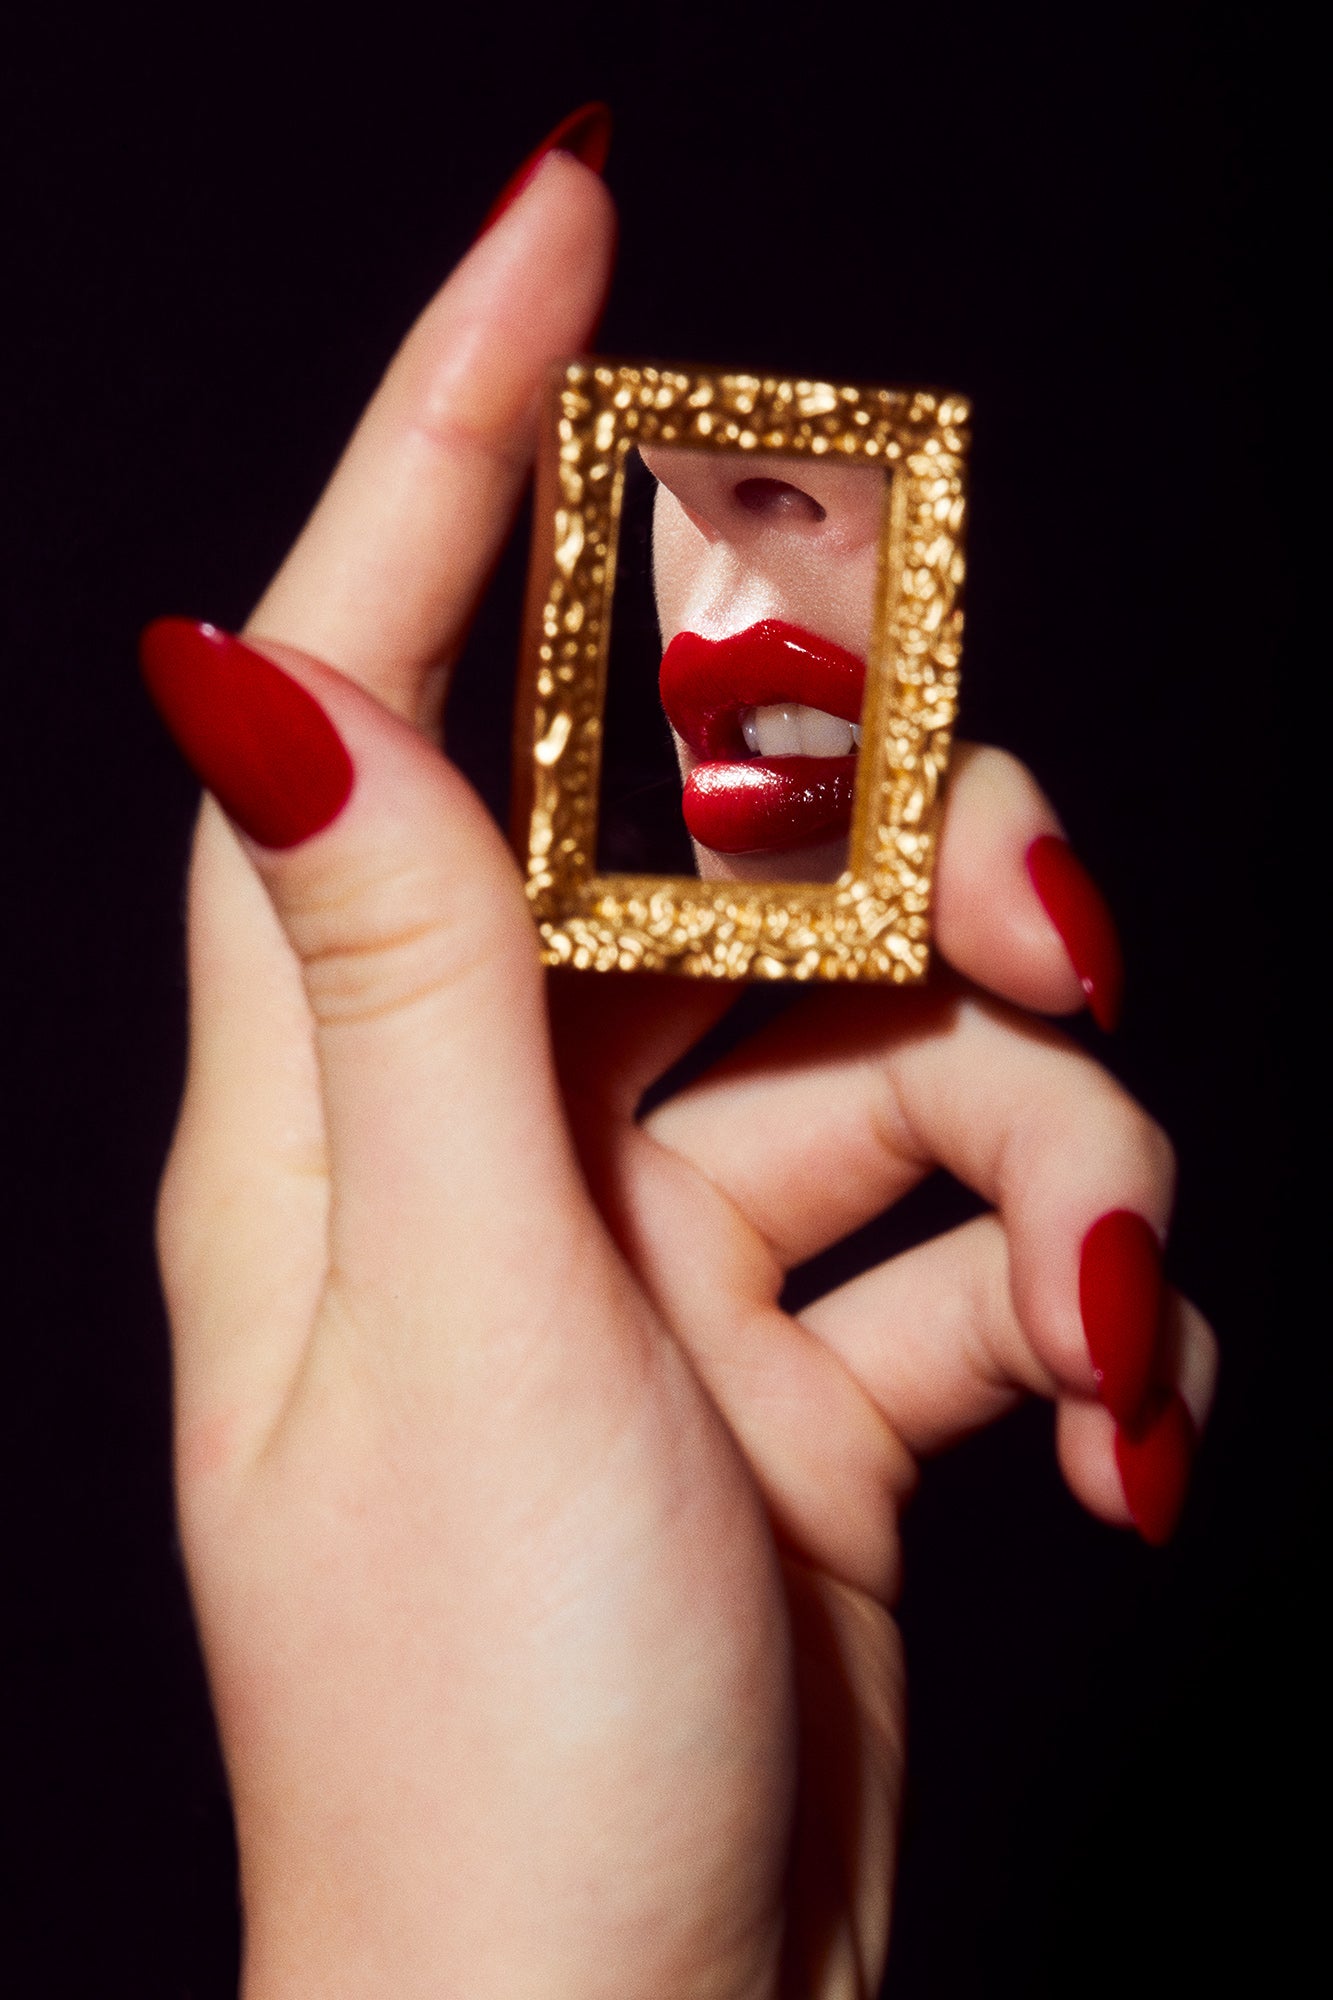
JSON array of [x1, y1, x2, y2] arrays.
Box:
[[141, 146, 1216, 1999]]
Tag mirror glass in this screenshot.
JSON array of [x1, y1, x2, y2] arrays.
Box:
[[596, 444, 889, 884]]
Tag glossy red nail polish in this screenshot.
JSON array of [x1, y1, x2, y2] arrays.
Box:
[[1026, 834, 1124, 1031], [1079, 1209, 1163, 1425], [1115, 1388, 1195, 1545], [139, 619, 354, 848], [479, 101, 612, 234]]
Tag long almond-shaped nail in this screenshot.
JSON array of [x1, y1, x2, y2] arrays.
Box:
[[479, 101, 613, 235], [1026, 834, 1124, 1031], [140, 619, 354, 848], [1079, 1210, 1163, 1425], [1115, 1388, 1195, 1545]]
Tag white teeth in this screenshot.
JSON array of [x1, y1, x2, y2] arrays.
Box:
[[739, 703, 860, 758], [742, 702, 801, 755], [799, 706, 859, 757]]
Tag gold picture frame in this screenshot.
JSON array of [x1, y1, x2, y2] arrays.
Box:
[[511, 359, 969, 981]]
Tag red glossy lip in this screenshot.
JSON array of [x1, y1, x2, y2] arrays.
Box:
[[659, 619, 865, 759], [658, 620, 865, 855], [684, 758, 858, 854]]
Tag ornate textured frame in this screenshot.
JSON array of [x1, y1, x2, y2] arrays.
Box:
[[511, 360, 969, 981]]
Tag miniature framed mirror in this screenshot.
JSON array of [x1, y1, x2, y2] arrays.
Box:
[[511, 360, 969, 981]]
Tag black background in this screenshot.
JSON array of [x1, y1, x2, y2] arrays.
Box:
[[3, 5, 1308, 1995]]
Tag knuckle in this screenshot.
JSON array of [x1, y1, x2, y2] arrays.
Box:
[[1092, 1085, 1178, 1197], [406, 319, 534, 478], [1004, 1059, 1178, 1209], [1129, 1104, 1177, 1191], [408, 398, 531, 479], [288, 855, 491, 1028]]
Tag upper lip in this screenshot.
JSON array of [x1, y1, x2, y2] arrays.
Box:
[[659, 619, 865, 759]]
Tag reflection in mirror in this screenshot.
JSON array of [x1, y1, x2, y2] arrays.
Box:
[[597, 444, 889, 884]]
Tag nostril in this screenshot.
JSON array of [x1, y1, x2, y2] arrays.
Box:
[[733, 478, 826, 525]]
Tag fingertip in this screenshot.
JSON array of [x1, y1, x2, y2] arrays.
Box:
[[1025, 834, 1124, 1032], [1173, 1293, 1220, 1435], [1055, 1397, 1135, 1528], [1079, 1209, 1163, 1427], [1114, 1389, 1196, 1545], [1058, 1367, 1201, 1547], [935, 745, 1089, 1016], [405, 145, 617, 444], [478, 101, 613, 237]]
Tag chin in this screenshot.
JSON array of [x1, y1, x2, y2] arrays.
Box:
[[690, 836, 851, 885]]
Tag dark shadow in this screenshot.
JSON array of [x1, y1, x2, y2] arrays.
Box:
[[596, 447, 697, 875]]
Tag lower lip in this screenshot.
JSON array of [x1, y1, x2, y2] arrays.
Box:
[[682, 756, 857, 854]]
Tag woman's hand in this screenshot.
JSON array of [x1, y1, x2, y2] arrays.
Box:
[[142, 143, 1216, 1999]]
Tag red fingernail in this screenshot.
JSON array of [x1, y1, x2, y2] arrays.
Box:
[[1079, 1210, 1163, 1425], [479, 101, 613, 234], [1025, 834, 1124, 1031], [1115, 1388, 1195, 1545], [139, 619, 354, 849]]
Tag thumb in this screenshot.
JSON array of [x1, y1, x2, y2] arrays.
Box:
[[140, 618, 584, 1312]]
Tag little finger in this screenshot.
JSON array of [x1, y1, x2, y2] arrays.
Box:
[[802, 1214, 1217, 1541]]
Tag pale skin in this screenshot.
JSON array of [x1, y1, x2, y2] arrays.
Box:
[[160, 153, 1217, 1997]]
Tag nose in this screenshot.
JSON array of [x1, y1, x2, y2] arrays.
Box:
[[637, 443, 885, 556]]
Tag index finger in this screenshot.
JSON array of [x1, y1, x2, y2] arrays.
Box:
[[162, 147, 614, 1423], [248, 143, 615, 723]]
